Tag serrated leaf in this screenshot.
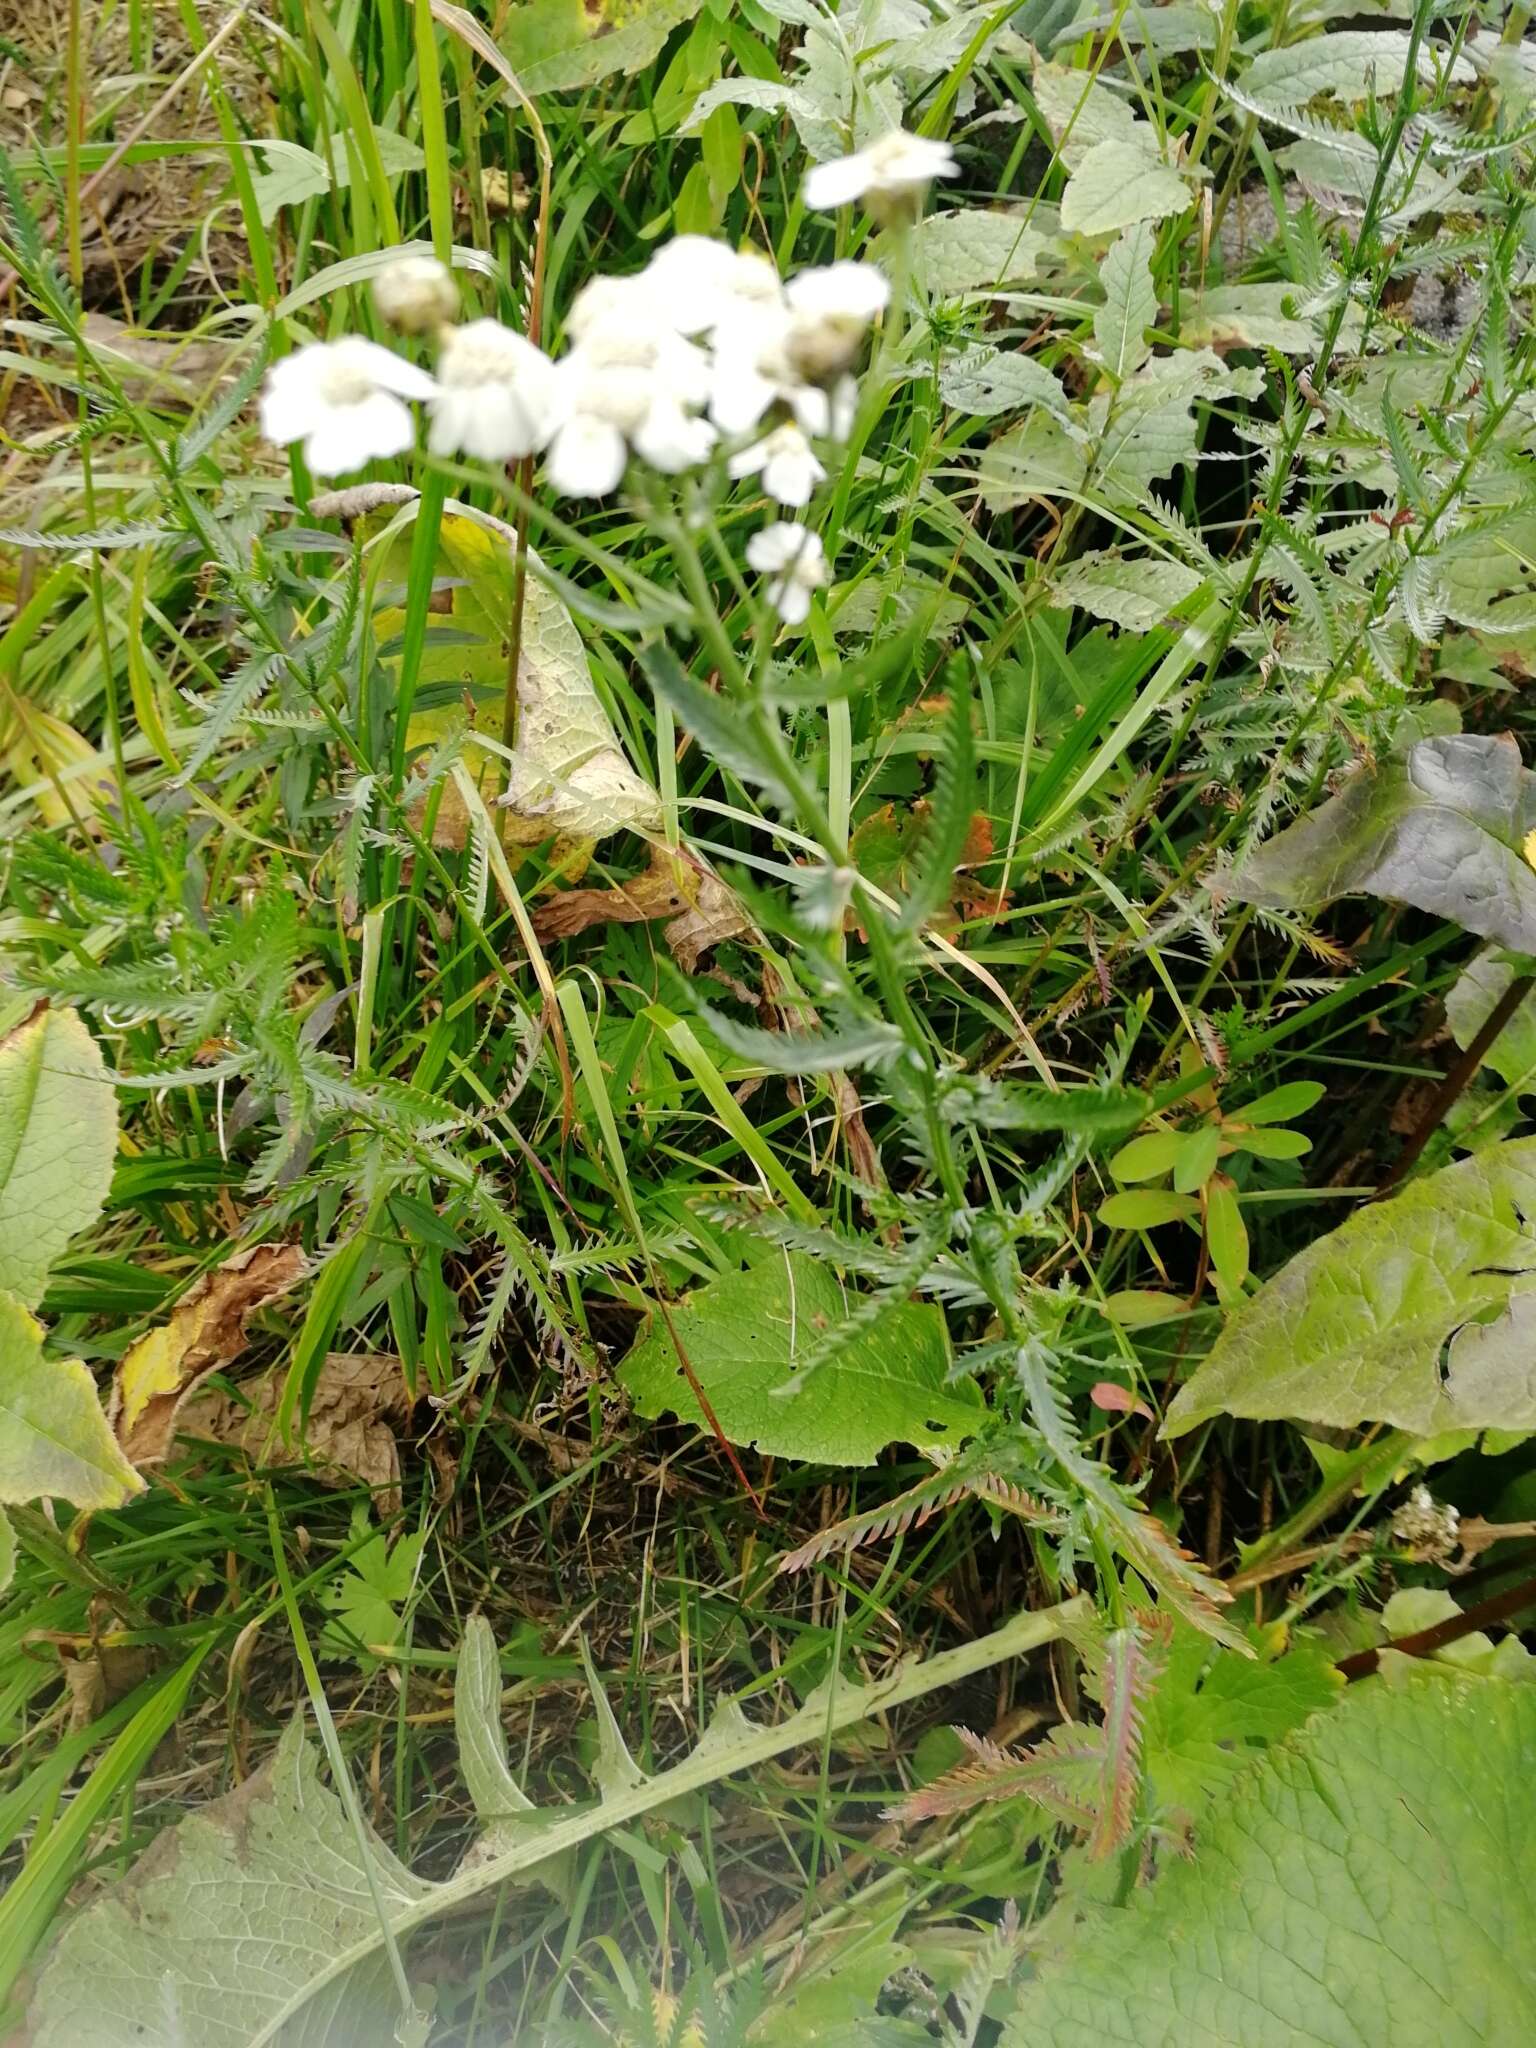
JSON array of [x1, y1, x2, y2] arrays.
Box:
[[1008, 1668, 1536, 2046], [29, 1601, 1085, 2048], [0, 1292, 143, 1512], [1051, 552, 1202, 631], [1093, 221, 1158, 379], [1090, 351, 1260, 504], [497, 0, 706, 96], [1180, 284, 1314, 353], [1229, 735, 1536, 953], [1030, 58, 1142, 165], [618, 1253, 982, 1464], [913, 208, 1044, 293], [0, 1007, 116, 1310], [1060, 140, 1190, 237], [1165, 1135, 1536, 1437], [938, 345, 1075, 422], [1142, 1627, 1341, 1817], [1242, 29, 1474, 111]]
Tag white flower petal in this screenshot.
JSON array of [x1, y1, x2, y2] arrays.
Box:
[[746, 521, 802, 574], [301, 391, 414, 476], [330, 334, 438, 401], [545, 414, 628, 497], [634, 400, 716, 473], [804, 153, 874, 209], [769, 575, 813, 625]]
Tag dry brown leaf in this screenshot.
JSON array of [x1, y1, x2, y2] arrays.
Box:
[[177, 1351, 415, 1512], [110, 1245, 308, 1467], [531, 849, 753, 970]]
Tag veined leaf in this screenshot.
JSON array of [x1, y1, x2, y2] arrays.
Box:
[[0, 1006, 116, 1310], [497, 0, 705, 96], [619, 1253, 983, 1464], [1180, 284, 1315, 354], [1229, 735, 1536, 953], [0, 1292, 143, 1512], [938, 345, 1076, 422], [1007, 1668, 1536, 2045], [1446, 947, 1536, 1086], [1241, 29, 1475, 111], [1051, 552, 1203, 632], [28, 1600, 1086, 2047], [1093, 221, 1157, 380], [1029, 58, 1142, 166], [1165, 1136, 1536, 1437], [913, 208, 1045, 294], [1060, 140, 1189, 237]]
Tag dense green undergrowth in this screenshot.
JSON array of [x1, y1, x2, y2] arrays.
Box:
[[4, 0, 1536, 2041]]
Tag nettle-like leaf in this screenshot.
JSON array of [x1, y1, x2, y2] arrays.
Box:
[[1060, 138, 1190, 236], [1241, 28, 1475, 112], [1006, 1667, 1536, 2046], [27, 1600, 1086, 2047], [1165, 1137, 1536, 1437], [1229, 734, 1536, 952], [618, 1252, 983, 1464], [938, 344, 1076, 422], [912, 208, 1045, 293], [1180, 284, 1314, 354], [1092, 221, 1157, 380], [0, 1005, 117, 1310], [1050, 552, 1204, 632], [1029, 57, 1142, 165], [1090, 352, 1263, 505]]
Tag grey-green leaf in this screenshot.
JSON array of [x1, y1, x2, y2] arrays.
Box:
[[1008, 1667, 1536, 2046], [1446, 948, 1536, 1086], [618, 1253, 982, 1464], [1164, 1136, 1536, 1437], [1229, 734, 1536, 954]]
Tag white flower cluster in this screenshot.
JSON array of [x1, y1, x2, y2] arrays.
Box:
[[260, 129, 955, 621]]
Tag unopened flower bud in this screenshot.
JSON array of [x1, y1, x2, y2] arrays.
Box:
[[372, 255, 459, 336]]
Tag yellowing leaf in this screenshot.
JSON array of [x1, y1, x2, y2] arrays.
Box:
[[112, 1244, 308, 1466], [0, 1291, 142, 1511], [1523, 827, 1536, 872], [0, 1006, 117, 1310]]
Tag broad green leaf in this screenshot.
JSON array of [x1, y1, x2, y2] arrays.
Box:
[[28, 1601, 1085, 2048], [1089, 351, 1262, 503], [912, 208, 1045, 293], [618, 1253, 982, 1464], [1180, 284, 1314, 354], [1051, 552, 1202, 632], [0, 1292, 143, 1511], [1092, 221, 1157, 380], [1101, 1290, 1188, 1326], [1226, 1125, 1310, 1159], [1446, 947, 1536, 1086], [1029, 58, 1142, 166], [0, 1006, 117, 1309], [319, 1519, 427, 1667], [499, 0, 705, 96], [1100, 1190, 1198, 1228], [250, 128, 424, 223], [1233, 1079, 1326, 1125], [938, 345, 1076, 422], [1110, 1131, 1184, 1182], [1164, 1136, 1536, 1438], [978, 410, 1089, 507], [1141, 1626, 1342, 1816], [1008, 1668, 1536, 2045], [1060, 139, 1189, 237], [1229, 735, 1536, 954], [1172, 1125, 1220, 1193], [1241, 28, 1474, 110]]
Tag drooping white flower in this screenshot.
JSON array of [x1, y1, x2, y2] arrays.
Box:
[[259, 337, 436, 476], [729, 422, 826, 507], [643, 237, 783, 336], [544, 410, 629, 497], [804, 128, 959, 221], [372, 254, 459, 335], [746, 522, 830, 624], [783, 262, 891, 382], [634, 398, 717, 473], [428, 319, 559, 462]]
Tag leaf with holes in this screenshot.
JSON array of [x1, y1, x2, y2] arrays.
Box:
[[618, 1254, 982, 1464], [1229, 735, 1536, 953], [1006, 1667, 1536, 2046], [1165, 1136, 1536, 1437]]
